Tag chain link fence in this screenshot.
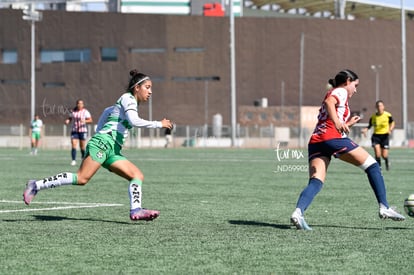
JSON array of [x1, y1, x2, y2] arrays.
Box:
[[1, 123, 414, 149]]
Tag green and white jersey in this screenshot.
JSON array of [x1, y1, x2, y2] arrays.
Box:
[[31, 119, 43, 133], [96, 92, 162, 146]]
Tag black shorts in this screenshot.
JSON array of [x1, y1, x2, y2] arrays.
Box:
[[71, 131, 88, 141], [371, 134, 389, 149], [308, 138, 359, 161]]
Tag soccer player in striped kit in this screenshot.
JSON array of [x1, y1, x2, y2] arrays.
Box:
[[290, 70, 405, 230], [65, 99, 93, 166]]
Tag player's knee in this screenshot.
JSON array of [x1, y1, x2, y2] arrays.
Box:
[[359, 155, 377, 171]]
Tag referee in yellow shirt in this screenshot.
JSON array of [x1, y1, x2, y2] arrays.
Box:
[[362, 100, 394, 170]]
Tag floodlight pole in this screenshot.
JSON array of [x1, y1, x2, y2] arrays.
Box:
[[229, 0, 237, 147], [298, 32, 305, 148], [30, 15, 35, 121], [370, 65, 382, 101], [204, 80, 209, 138], [401, 0, 408, 144], [22, 4, 42, 121], [149, 96, 153, 147]]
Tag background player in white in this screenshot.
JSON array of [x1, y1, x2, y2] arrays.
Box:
[[29, 114, 43, 155], [65, 99, 93, 166], [24, 69, 173, 221]]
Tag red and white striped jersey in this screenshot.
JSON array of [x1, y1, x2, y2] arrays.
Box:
[[69, 108, 91, 133], [310, 87, 350, 144]]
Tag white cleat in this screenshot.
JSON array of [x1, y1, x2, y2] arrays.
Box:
[[379, 206, 405, 221], [291, 208, 312, 230]]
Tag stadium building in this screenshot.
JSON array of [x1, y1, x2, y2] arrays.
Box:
[[1, 0, 414, 147]]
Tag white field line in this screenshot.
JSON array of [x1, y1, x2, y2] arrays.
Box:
[[0, 200, 123, 213], [0, 200, 120, 205]]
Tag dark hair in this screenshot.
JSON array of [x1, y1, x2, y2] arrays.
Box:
[[127, 69, 150, 92], [74, 99, 84, 111], [375, 100, 384, 107], [328, 69, 358, 88]]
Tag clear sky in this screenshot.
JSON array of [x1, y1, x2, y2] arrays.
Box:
[[1, 0, 413, 12], [355, 0, 414, 9]]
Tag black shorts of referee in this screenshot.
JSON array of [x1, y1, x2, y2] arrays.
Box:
[[371, 134, 389, 149]]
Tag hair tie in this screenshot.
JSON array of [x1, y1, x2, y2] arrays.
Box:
[[129, 76, 150, 90]]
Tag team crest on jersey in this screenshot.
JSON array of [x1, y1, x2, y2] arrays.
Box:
[[96, 150, 104, 159]]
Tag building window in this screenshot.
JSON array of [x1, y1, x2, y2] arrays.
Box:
[[150, 76, 165, 82], [2, 49, 18, 64], [245, 112, 253, 121], [171, 76, 220, 82], [0, 79, 27, 85], [40, 49, 91, 63], [129, 48, 166, 53], [43, 82, 65, 88], [174, 47, 205, 53], [273, 112, 281, 121], [260, 113, 267, 120], [287, 112, 295, 120], [101, 47, 118, 61]]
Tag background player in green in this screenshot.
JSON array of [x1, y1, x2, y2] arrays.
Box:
[[29, 114, 43, 155], [362, 100, 394, 170], [23, 69, 174, 221]]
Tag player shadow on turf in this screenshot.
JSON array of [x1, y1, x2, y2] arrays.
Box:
[[228, 220, 412, 230], [311, 224, 411, 230], [228, 220, 291, 229], [26, 215, 143, 225]]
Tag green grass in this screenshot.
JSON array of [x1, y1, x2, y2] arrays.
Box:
[[1, 147, 413, 274]]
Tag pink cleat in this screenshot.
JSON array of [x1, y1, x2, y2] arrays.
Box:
[[23, 180, 38, 205], [130, 208, 160, 221]]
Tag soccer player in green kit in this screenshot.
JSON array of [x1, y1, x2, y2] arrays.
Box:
[[24, 69, 173, 221], [30, 114, 43, 155]]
